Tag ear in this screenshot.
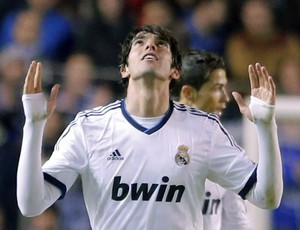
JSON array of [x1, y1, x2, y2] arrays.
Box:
[[170, 68, 180, 80], [120, 66, 130, 79], [181, 85, 196, 101]]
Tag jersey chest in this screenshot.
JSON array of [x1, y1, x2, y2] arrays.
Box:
[[84, 120, 210, 202]]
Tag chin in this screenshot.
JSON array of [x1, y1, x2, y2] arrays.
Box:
[[215, 111, 222, 117], [142, 70, 165, 80]]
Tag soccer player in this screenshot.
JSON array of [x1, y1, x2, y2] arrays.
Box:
[[171, 49, 252, 229], [17, 25, 282, 229]]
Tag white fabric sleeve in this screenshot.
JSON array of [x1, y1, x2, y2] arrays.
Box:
[[17, 93, 62, 217], [221, 191, 252, 230], [245, 96, 283, 209]]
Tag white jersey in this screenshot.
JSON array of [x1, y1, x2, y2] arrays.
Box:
[[42, 100, 257, 230], [203, 180, 252, 230]]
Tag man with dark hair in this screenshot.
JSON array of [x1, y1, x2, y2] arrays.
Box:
[[17, 25, 282, 229], [172, 49, 252, 229]]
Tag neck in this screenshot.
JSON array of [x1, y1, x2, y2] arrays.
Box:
[[179, 98, 194, 109], [125, 81, 170, 117]]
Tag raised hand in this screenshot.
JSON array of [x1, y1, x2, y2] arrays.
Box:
[[232, 63, 276, 121], [23, 61, 60, 119]]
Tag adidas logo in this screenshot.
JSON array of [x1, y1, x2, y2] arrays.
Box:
[[107, 149, 124, 161]]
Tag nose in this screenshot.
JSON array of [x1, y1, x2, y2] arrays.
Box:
[[222, 89, 230, 103], [145, 39, 157, 51]]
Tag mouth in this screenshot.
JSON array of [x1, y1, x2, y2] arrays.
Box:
[[141, 53, 159, 61]]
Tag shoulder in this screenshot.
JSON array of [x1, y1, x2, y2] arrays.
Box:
[[75, 100, 122, 122], [173, 101, 219, 122]]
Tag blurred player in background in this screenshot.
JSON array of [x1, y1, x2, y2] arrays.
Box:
[[172, 49, 252, 229]]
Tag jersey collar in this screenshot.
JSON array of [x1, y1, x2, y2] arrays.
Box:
[[121, 99, 174, 135]]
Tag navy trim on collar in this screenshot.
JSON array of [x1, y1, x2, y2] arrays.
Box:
[[121, 99, 174, 135]]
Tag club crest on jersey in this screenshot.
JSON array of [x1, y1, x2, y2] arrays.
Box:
[[175, 145, 190, 166]]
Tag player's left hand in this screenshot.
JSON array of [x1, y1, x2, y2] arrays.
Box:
[[232, 63, 276, 121]]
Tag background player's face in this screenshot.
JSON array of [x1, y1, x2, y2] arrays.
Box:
[[121, 32, 179, 83], [194, 69, 229, 117]]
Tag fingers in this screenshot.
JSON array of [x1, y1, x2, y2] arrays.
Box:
[[23, 61, 35, 94], [35, 62, 42, 92], [49, 84, 60, 101], [268, 76, 276, 105], [256, 63, 266, 89], [23, 61, 43, 94], [249, 63, 275, 90], [269, 76, 276, 96], [249, 63, 276, 105], [248, 64, 258, 90], [232, 91, 247, 112], [232, 91, 253, 121], [47, 84, 60, 118], [258, 64, 271, 91], [252, 63, 272, 90]]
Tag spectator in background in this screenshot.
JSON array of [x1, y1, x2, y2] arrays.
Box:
[[0, 0, 74, 62], [0, 49, 27, 230], [89, 80, 119, 108], [270, 54, 300, 230], [137, 0, 188, 52], [41, 111, 66, 161], [225, 0, 300, 96], [276, 56, 300, 95], [138, 0, 175, 28], [271, 0, 300, 33], [56, 52, 96, 125], [75, 0, 134, 81], [125, 0, 145, 18], [171, 0, 197, 19], [0, 0, 25, 23], [181, 0, 229, 56], [0, 9, 42, 63], [26, 205, 61, 230]]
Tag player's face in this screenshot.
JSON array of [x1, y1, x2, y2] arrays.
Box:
[[194, 69, 229, 117], [121, 32, 179, 83]]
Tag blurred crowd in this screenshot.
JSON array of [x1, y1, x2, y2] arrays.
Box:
[[0, 0, 300, 229]]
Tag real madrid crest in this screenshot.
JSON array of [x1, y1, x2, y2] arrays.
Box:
[[175, 145, 190, 166]]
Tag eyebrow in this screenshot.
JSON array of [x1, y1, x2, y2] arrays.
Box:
[[132, 33, 167, 43], [214, 83, 226, 87], [132, 32, 147, 42]]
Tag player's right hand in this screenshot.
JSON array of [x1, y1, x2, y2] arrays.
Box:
[[23, 61, 60, 119]]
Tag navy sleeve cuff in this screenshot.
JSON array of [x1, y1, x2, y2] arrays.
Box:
[[43, 172, 67, 200], [238, 167, 257, 199]]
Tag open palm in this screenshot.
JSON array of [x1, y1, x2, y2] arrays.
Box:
[[23, 61, 60, 119], [232, 63, 276, 121]]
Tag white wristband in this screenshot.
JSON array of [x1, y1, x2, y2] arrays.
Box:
[[22, 93, 47, 122], [249, 96, 275, 124]]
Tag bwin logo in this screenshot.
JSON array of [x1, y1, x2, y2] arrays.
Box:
[[202, 191, 221, 215], [111, 176, 185, 202], [107, 149, 124, 160]]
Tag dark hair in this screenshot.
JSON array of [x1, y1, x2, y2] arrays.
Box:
[[171, 49, 226, 99], [119, 24, 182, 88]]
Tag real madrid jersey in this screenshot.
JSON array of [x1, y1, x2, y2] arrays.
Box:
[[42, 99, 257, 230], [202, 180, 252, 230]]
